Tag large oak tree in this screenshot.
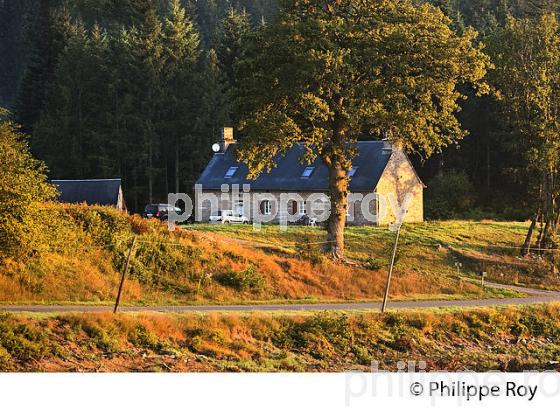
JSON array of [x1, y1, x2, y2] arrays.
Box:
[[235, 0, 490, 258]]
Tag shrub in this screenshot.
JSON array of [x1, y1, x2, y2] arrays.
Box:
[[364, 256, 384, 271], [0, 314, 51, 362], [425, 170, 476, 219], [215, 266, 265, 292], [0, 109, 57, 259]]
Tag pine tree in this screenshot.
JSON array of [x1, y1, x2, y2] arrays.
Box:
[[191, 49, 230, 186], [15, 0, 72, 133], [162, 0, 200, 192], [216, 7, 251, 124], [33, 21, 113, 180], [126, 2, 165, 205]]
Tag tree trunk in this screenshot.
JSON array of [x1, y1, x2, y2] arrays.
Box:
[[538, 171, 555, 252], [521, 208, 539, 256], [539, 218, 552, 252], [324, 163, 348, 259], [323, 100, 349, 259], [486, 143, 491, 189]]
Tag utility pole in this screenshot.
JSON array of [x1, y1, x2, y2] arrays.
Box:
[[381, 222, 402, 313], [114, 237, 137, 313]]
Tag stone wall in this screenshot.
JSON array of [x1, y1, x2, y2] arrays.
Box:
[[375, 149, 424, 225]]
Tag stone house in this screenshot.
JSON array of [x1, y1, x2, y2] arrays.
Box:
[[195, 128, 424, 226]]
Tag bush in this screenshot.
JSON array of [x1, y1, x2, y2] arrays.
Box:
[[364, 256, 384, 271], [425, 170, 477, 219], [0, 109, 57, 259], [278, 312, 353, 359], [215, 266, 265, 292]]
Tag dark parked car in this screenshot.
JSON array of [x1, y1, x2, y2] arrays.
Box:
[[293, 214, 317, 226], [143, 204, 193, 223]]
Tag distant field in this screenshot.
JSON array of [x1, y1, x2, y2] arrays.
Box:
[[0, 204, 546, 305], [2, 304, 560, 372]]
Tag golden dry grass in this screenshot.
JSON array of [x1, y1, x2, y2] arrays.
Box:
[[0, 204, 526, 304], [2, 304, 560, 372]]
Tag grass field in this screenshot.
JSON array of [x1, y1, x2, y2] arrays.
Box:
[[2, 304, 560, 372], [3, 211, 559, 373], [0, 204, 550, 305], [190, 221, 560, 291], [189, 220, 531, 272]]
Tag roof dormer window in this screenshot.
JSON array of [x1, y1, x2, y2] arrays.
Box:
[[348, 167, 358, 177], [224, 166, 238, 178], [301, 166, 315, 178]]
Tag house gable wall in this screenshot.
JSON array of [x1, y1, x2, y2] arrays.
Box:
[[375, 149, 424, 225]]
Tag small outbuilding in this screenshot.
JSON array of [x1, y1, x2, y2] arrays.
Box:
[[52, 179, 127, 211]]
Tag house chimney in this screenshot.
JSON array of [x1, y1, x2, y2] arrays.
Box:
[[221, 127, 236, 152]]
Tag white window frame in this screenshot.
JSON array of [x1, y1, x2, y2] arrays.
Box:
[[261, 200, 272, 215]]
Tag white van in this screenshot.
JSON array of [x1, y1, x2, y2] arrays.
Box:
[[209, 210, 250, 224]]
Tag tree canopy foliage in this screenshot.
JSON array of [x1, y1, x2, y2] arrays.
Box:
[[235, 0, 490, 257], [487, 14, 560, 255], [0, 109, 57, 259]]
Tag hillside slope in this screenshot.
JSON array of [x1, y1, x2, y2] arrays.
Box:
[[0, 204, 519, 305]]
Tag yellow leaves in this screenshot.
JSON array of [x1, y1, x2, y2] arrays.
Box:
[[1, 111, 57, 260], [298, 93, 333, 123]]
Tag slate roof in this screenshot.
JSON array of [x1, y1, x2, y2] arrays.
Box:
[[52, 179, 122, 206], [196, 141, 395, 192]]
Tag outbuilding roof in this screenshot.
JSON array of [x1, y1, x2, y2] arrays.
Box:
[[52, 179, 123, 206], [196, 141, 396, 192]]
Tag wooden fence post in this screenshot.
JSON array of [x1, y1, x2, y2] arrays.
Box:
[[114, 237, 137, 313], [381, 223, 402, 313]]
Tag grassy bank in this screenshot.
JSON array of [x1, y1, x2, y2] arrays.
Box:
[[0, 204, 524, 305], [191, 221, 560, 291], [1, 304, 559, 372]]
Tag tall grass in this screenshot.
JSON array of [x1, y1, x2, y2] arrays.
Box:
[[1, 304, 560, 371], [0, 204, 505, 304]]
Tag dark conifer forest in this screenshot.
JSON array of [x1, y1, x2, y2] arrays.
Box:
[[1, 0, 559, 220]]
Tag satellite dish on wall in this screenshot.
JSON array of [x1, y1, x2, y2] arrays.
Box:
[[212, 143, 221, 153]]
